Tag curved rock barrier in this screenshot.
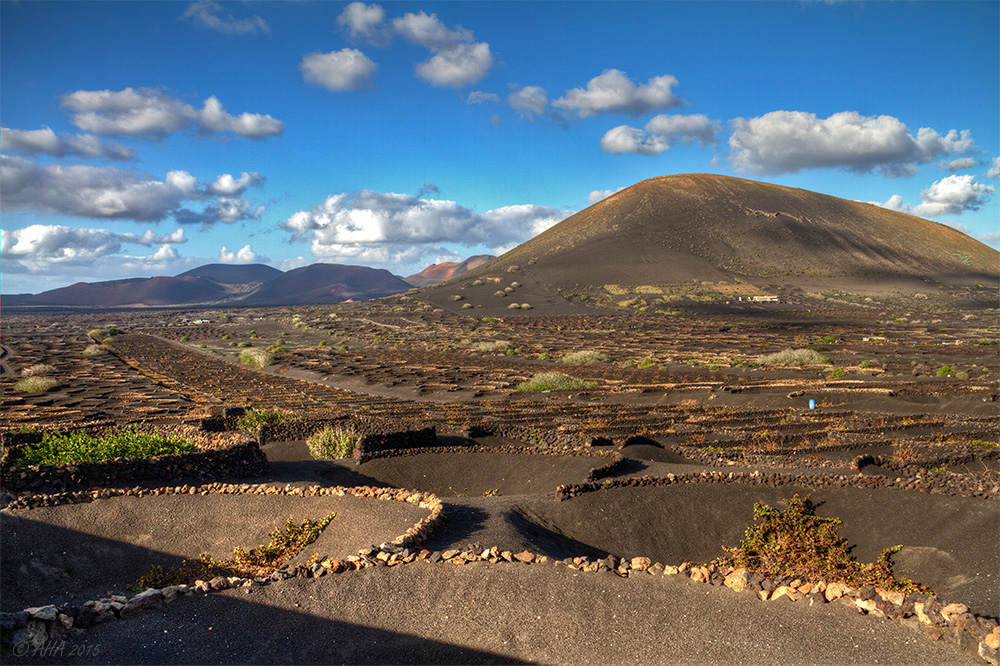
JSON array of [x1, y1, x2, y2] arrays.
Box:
[[555, 469, 1000, 501], [0, 438, 268, 497], [0, 482, 444, 651]]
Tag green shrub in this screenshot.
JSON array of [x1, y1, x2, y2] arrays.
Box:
[[87, 328, 106, 340], [16, 428, 198, 466], [714, 494, 925, 594], [15, 376, 61, 393], [510, 281, 521, 288], [135, 513, 335, 589], [82, 344, 106, 356], [859, 360, 876, 368], [516, 372, 598, 392], [472, 279, 484, 286], [461, 303, 474, 309], [954, 371, 970, 381], [237, 408, 299, 434], [475, 340, 510, 352], [237, 341, 253, 348], [519, 303, 532, 310], [307, 427, 359, 459], [562, 350, 609, 365], [240, 349, 275, 368], [537, 352, 551, 360], [759, 349, 831, 366], [507, 302, 521, 310], [817, 335, 837, 344], [637, 357, 656, 369], [482, 316, 498, 323], [494, 290, 507, 297], [827, 368, 847, 378], [180, 336, 190, 342], [452, 294, 464, 302], [936, 365, 953, 377], [21, 364, 56, 377]]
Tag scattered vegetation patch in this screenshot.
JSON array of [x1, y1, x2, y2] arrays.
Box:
[[474, 340, 511, 353], [240, 349, 275, 368], [714, 495, 926, 594], [82, 344, 106, 356], [758, 349, 831, 366], [307, 426, 359, 459], [236, 408, 300, 434], [936, 365, 953, 377], [561, 350, 609, 365], [135, 513, 335, 590], [14, 376, 61, 394], [516, 372, 598, 392], [21, 364, 56, 377], [637, 357, 656, 369], [15, 428, 198, 466]]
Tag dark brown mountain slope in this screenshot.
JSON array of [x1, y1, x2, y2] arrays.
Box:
[[430, 174, 997, 308], [19, 275, 232, 307]]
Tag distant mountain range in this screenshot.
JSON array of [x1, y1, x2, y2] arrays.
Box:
[[6, 174, 997, 310], [3, 263, 413, 308]]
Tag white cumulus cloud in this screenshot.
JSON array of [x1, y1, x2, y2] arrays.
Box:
[[587, 187, 626, 205], [1, 127, 134, 160], [281, 190, 572, 270], [0, 224, 186, 276], [872, 174, 996, 218], [466, 91, 502, 105], [600, 114, 718, 155], [219, 244, 264, 263], [337, 2, 390, 45], [1, 155, 265, 226], [300, 48, 378, 92], [393, 11, 493, 87], [181, 1, 269, 34], [61, 88, 284, 140], [552, 69, 683, 119], [508, 86, 548, 119], [729, 110, 979, 176], [989, 157, 1000, 179]]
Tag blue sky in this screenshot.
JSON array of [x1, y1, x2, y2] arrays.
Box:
[[2, 0, 997, 294]]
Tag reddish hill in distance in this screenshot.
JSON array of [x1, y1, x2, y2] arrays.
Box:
[[422, 173, 999, 313], [177, 263, 282, 285], [405, 255, 496, 287]]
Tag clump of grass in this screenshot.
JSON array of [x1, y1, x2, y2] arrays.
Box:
[[240, 349, 275, 368], [16, 428, 198, 466], [562, 350, 609, 365], [452, 294, 464, 302], [87, 328, 107, 340], [936, 365, 953, 377], [516, 372, 598, 392], [307, 426, 359, 459], [135, 513, 335, 590], [472, 279, 484, 286], [494, 290, 507, 298], [507, 302, 521, 310], [461, 303, 474, 310], [714, 494, 926, 594], [237, 408, 300, 434], [518, 303, 532, 310], [637, 357, 656, 369], [15, 376, 61, 393], [21, 364, 56, 377], [859, 360, 877, 368], [758, 349, 831, 366], [475, 340, 510, 352], [82, 344, 106, 356], [827, 368, 847, 378]]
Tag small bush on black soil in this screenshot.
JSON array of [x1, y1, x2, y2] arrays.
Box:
[[136, 513, 335, 589], [562, 350, 609, 365], [516, 372, 598, 392], [82, 344, 105, 356], [714, 494, 926, 594], [14, 376, 61, 394], [16, 428, 198, 466], [759, 349, 831, 366], [307, 426, 359, 459], [936, 365, 953, 377], [240, 349, 275, 368], [237, 408, 300, 434], [21, 364, 56, 377]]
